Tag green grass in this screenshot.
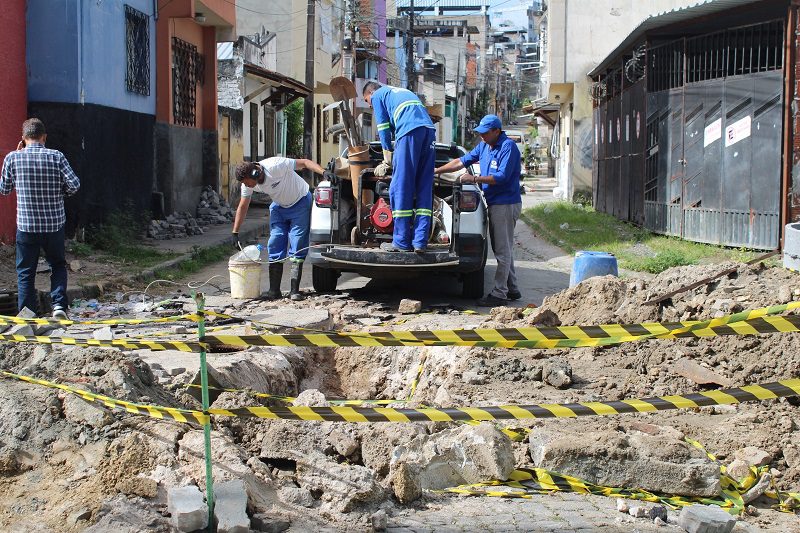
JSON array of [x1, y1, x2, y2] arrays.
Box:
[[521, 201, 766, 274], [153, 245, 231, 281]]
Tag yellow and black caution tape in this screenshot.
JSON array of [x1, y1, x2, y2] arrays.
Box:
[[206, 377, 800, 422], [201, 302, 800, 350], [442, 466, 745, 511], [0, 333, 201, 352], [1, 370, 208, 424], [183, 383, 401, 406], [1, 302, 798, 351], [0, 312, 204, 327], [686, 438, 800, 513], [443, 437, 800, 514], [3, 370, 800, 427]]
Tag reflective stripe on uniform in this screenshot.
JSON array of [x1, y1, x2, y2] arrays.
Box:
[[393, 100, 425, 123], [377, 122, 391, 131]]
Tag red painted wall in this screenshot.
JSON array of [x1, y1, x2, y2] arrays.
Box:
[[0, 0, 27, 244]]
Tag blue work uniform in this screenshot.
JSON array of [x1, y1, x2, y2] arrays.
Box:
[[371, 86, 436, 250], [460, 132, 522, 299], [459, 132, 522, 207]]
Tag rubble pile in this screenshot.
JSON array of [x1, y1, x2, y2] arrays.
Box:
[[148, 186, 234, 240], [0, 261, 798, 531]]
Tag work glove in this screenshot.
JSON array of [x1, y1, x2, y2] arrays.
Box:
[[374, 150, 393, 177], [232, 232, 241, 251]]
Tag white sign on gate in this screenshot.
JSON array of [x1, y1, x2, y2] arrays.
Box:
[[704, 118, 722, 147], [725, 115, 751, 147]]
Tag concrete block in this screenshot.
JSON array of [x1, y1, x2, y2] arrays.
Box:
[[677, 504, 736, 533], [167, 485, 208, 532], [93, 326, 114, 341], [398, 299, 423, 314], [214, 479, 250, 533]]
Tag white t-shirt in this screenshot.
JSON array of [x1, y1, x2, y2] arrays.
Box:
[[240, 157, 309, 208]]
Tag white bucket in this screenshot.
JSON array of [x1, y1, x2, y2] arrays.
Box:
[[228, 259, 262, 299]]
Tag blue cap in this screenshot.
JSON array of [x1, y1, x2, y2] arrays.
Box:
[[474, 114, 502, 133]]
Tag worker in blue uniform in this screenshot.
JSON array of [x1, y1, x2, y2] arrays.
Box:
[[362, 81, 436, 253]]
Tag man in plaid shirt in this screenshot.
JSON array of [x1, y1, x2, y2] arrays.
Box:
[[1, 118, 80, 318]]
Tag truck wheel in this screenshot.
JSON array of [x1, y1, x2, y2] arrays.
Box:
[[312, 266, 339, 293], [461, 267, 485, 299]]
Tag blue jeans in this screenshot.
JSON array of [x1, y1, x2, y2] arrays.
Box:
[[16, 227, 68, 314], [267, 192, 312, 262]]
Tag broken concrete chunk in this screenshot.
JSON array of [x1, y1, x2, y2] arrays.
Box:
[[673, 358, 732, 387], [726, 459, 751, 482], [328, 427, 359, 458], [677, 504, 736, 533], [277, 486, 314, 508], [251, 514, 291, 533], [214, 479, 250, 533], [648, 506, 668, 522], [733, 446, 771, 468], [628, 506, 647, 518], [371, 510, 388, 531], [389, 423, 514, 503], [462, 371, 486, 385], [616, 499, 629, 513], [69, 260, 82, 272], [398, 299, 423, 314], [529, 428, 720, 497], [63, 394, 113, 428], [296, 453, 385, 512], [8, 324, 34, 337], [167, 485, 208, 532], [292, 389, 329, 407], [542, 359, 573, 389], [92, 326, 114, 341], [742, 473, 771, 504]]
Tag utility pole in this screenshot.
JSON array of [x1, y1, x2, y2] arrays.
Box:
[[406, 0, 416, 93], [303, 0, 315, 175]]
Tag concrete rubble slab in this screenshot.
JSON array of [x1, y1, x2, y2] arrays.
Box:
[[167, 485, 208, 532], [214, 479, 250, 533]]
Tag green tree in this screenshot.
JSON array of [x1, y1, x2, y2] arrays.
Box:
[[285, 99, 304, 158]]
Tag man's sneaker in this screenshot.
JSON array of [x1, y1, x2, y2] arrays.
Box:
[[52, 307, 67, 320], [380, 242, 412, 252], [476, 294, 509, 307], [507, 290, 522, 301]]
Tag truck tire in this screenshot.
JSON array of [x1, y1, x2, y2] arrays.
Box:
[[312, 266, 339, 293], [461, 267, 485, 299]]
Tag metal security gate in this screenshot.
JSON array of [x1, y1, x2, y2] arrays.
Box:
[[641, 20, 784, 249]]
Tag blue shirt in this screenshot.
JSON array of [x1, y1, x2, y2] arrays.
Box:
[[0, 143, 80, 232], [371, 86, 435, 150], [460, 132, 522, 206]]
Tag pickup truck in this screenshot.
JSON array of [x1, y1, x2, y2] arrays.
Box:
[[307, 141, 488, 298]]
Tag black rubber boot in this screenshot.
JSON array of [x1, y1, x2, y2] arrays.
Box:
[[289, 261, 304, 301], [265, 262, 284, 300]]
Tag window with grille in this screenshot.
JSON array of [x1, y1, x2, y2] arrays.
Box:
[[172, 37, 204, 126], [125, 5, 150, 95], [323, 108, 330, 143]]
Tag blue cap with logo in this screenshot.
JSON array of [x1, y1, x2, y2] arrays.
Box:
[[474, 114, 502, 134]]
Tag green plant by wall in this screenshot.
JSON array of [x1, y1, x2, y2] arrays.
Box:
[[285, 99, 304, 158]]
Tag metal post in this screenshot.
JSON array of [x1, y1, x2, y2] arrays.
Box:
[[193, 291, 214, 531], [406, 0, 415, 92], [302, 0, 316, 176]]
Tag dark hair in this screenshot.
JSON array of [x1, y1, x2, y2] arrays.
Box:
[[235, 161, 262, 182], [362, 80, 382, 97], [22, 118, 46, 139]]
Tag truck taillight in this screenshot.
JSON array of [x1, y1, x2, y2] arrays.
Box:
[[314, 186, 333, 207], [458, 190, 479, 212]]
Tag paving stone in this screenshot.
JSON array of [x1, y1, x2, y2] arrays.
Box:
[[214, 479, 249, 533]]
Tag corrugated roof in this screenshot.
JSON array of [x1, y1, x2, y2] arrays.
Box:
[[588, 0, 768, 76]]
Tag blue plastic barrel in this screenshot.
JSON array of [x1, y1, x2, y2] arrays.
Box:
[[569, 251, 618, 287]]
